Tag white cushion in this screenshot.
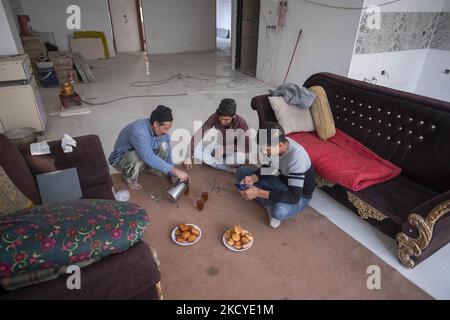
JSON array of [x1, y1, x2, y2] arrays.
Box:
[[268, 96, 315, 134]]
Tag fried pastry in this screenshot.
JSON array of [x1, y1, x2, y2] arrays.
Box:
[[191, 228, 200, 236], [187, 234, 197, 242], [231, 233, 241, 241], [176, 237, 186, 243], [178, 224, 189, 232], [224, 225, 253, 250], [181, 231, 191, 240]]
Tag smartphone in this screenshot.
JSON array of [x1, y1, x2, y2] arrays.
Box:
[[235, 183, 249, 191]]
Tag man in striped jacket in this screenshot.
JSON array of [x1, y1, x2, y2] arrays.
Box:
[[236, 121, 315, 228]]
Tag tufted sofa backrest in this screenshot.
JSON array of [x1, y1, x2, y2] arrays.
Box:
[[304, 73, 450, 193]]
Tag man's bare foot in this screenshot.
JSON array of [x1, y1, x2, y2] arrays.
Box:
[[127, 181, 142, 190]]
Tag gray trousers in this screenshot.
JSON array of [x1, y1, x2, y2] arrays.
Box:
[[112, 142, 169, 183]]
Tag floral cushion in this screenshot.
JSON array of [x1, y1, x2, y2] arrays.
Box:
[[0, 199, 149, 277]]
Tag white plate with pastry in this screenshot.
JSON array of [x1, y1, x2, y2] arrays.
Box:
[[223, 225, 253, 252], [172, 223, 202, 246]]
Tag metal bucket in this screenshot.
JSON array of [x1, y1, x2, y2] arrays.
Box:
[[5, 127, 37, 146]]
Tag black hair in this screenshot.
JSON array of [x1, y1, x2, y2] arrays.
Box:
[[216, 98, 237, 117], [150, 105, 173, 125], [257, 121, 287, 146]]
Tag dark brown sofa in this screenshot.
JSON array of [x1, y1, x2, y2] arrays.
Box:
[[251, 72, 450, 268], [0, 134, 162, 299]]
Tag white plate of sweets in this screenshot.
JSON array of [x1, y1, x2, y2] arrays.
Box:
[[172, 223, 202, 246], [222, 225, 253, 252]]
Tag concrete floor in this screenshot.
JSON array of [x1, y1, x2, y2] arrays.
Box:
[[38, 44, 450, 299], [113, 166, 430, 300], [40, 38, 269, 159]]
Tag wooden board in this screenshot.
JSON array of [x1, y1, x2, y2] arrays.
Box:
[[72, 52, 95, 83]]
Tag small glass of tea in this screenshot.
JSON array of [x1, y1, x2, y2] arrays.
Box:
[[194, 198, 205, 211], [201, 191, 209, 202]]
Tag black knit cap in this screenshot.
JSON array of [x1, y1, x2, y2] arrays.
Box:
[[150, 105, 173, 124], [216, 98, 236, 117]]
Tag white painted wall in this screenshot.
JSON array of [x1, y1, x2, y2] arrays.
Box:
[[0, 0, 23, 55], [415, 50, 450, 101], [141, 0, 215, 54], [217, 0, 231, 31], [349, 49, 428, 92], [8, 0, 23, 14], [443, 0, 450, 11], [8, 0, 24, 33], [256, 0, 363, 85], [20, 0, 115, 56], [365, 0, 447, 12]]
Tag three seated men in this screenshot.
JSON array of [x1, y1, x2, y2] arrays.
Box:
[[109, 103, 314, 228]]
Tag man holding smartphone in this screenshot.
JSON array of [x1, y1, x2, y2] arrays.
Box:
[[236, 122, 315, 228]]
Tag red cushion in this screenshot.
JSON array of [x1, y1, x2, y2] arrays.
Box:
[[288, 130, 401, 191]]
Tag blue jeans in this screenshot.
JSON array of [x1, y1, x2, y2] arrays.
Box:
[[236, 166, 310, 221]]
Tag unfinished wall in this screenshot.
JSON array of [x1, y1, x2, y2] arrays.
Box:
[[365, 0, 448, 12], [20, 0, 115, 56], [415, 1, 450, 102], [141, 0, 215, 54], [0, 0, 23, 54], [349, 0, 450, 101], [256, 0, 363, 85]]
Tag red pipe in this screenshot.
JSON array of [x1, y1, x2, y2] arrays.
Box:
[[283, 29, 302, 84]]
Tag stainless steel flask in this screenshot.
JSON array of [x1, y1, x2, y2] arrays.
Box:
[[166, 180, 188, 202]]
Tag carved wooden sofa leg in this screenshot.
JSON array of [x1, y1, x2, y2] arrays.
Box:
[[155, 281, 164, 300], [396, 200, 450, 269], [347, 192, 387, 221], [149, 245, 164, 300]]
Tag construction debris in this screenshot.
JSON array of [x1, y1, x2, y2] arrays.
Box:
[[48, 51, 79, 83], [20, 32, 47, 73], [73, 52, 96, 83]]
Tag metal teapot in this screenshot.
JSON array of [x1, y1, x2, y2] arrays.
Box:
[[166, 179, 189, 202]]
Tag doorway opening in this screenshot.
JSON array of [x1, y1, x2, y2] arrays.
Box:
[[216, 0, 232, 65], [108, 0, 146, 53], [235, 0, 260, 76]]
